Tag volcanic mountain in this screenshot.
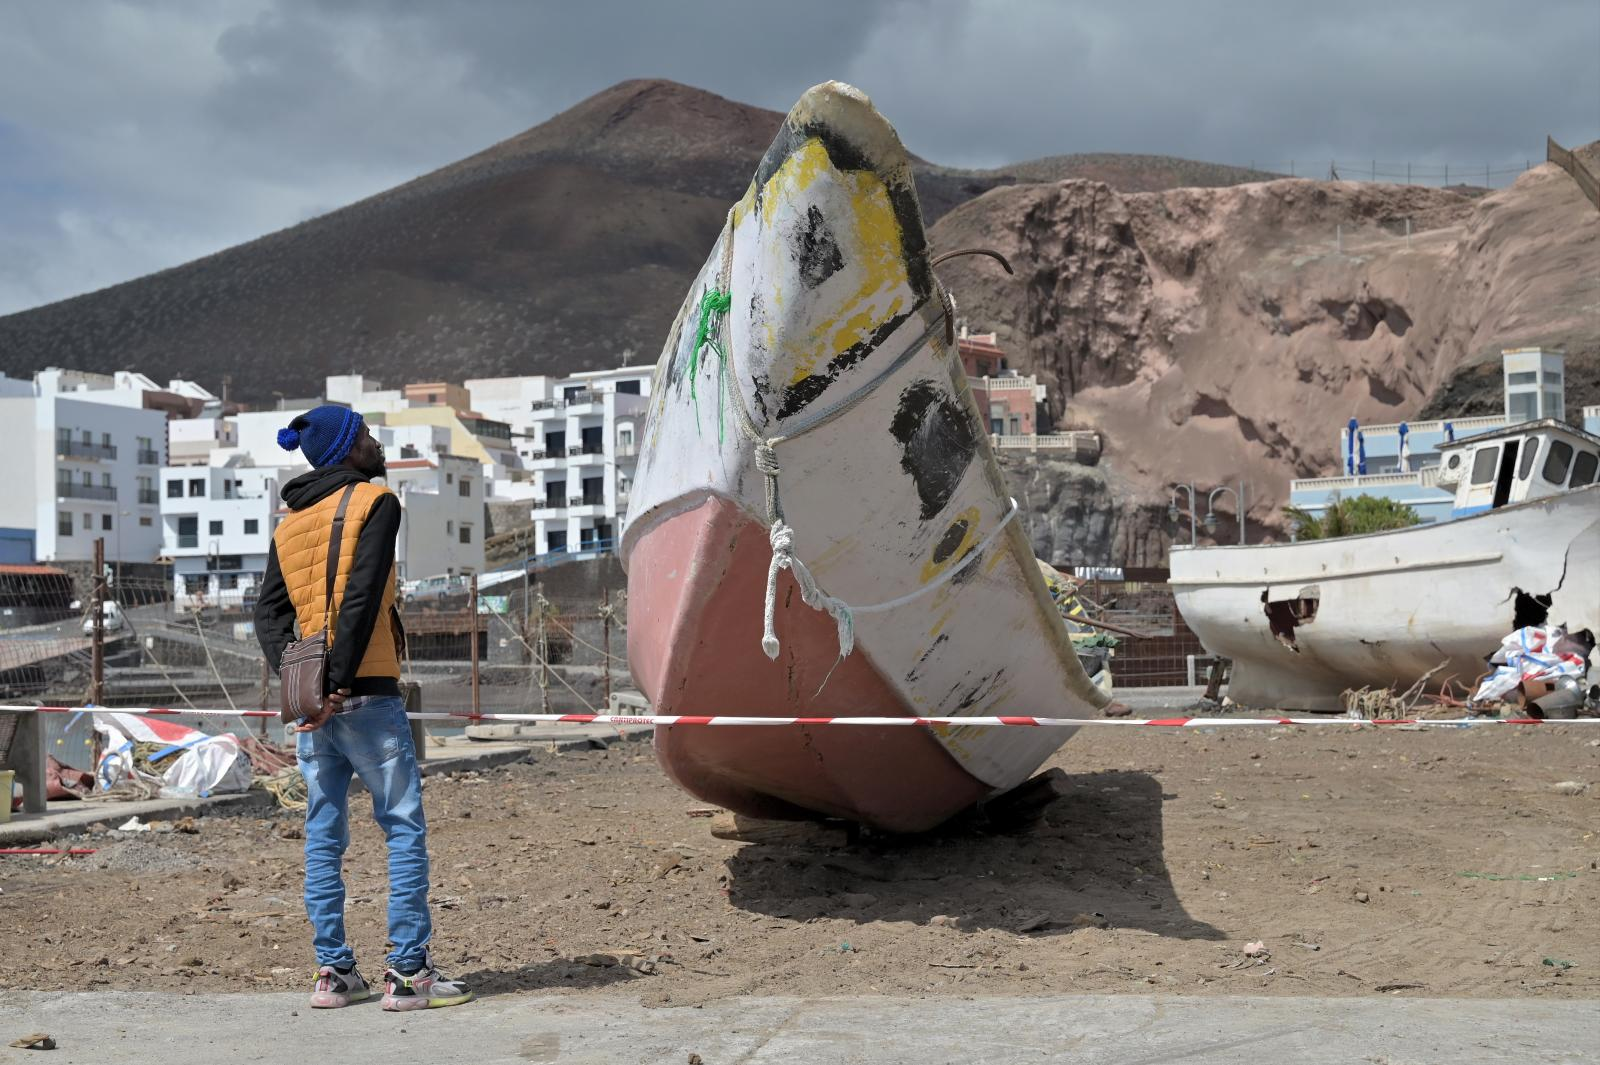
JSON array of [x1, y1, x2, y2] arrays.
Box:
[[0, 79, 1277, 399]]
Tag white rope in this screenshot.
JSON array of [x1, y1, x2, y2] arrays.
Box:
[[703, 210, 981, 665]]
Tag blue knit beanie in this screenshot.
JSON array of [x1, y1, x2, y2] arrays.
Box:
[[277, 405, 363, 467]]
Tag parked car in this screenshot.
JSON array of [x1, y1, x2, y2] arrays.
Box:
[[401, 574, 469, 604], [82, 599, 124, 635]]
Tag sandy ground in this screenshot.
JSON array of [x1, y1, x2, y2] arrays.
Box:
[[3, 724, 1596, 1003]]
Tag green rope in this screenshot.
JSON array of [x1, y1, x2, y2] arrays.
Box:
[[689, 288, 732, 436]]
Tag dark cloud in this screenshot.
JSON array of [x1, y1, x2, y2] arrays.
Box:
[[0, 0, 1594, 313]]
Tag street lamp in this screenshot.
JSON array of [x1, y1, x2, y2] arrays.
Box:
[[1205, 481, 1248, 545], [1168, 484, 1198, 547]]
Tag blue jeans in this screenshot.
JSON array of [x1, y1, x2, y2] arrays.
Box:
[[295, 695, 431, 971]]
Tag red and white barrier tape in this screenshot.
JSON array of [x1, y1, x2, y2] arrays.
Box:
[[1, 704, 1594, 728]]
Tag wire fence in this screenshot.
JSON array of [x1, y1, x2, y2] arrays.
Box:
[[1243, 158, 1541, 189], [0, 560, 631, 771]]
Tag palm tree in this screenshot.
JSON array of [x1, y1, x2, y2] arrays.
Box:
[[1283, 494, 1421, 540]]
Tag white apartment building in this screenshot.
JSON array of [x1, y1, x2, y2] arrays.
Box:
[[168, 417, 239, 465], [160, 461, 285, 610], [0, 392, 168, 564], [468, 367, 650, 558], [387, 454, 486, 580]]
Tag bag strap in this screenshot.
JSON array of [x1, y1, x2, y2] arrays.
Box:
[[321, 484, 358, 645]]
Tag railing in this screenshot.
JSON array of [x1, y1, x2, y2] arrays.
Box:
[[613, 443, 639, 459], [1350, 414, 1504, 437], [138, 489, 160, 505], [57, 440, 117, 461], [1291, 471, 1441, 491], [1548, 135, 1600, 213], [136, 449, 161, 465], [515, 537, 619, 572], [569, 496, 604, 508], [177, 535, 198, 549], [990, 432, 1100, 451], [969, 375, 1040, 393], [57, 482, 117, 501]]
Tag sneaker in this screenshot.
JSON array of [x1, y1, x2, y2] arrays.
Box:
[[381, 953, 474, 1011], [309, 964, 373, 1008]]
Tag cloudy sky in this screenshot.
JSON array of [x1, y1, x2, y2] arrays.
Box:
[[1, 0, 1594, 315]]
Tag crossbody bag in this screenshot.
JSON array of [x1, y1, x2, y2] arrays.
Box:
[[278, 484, 357, 723]]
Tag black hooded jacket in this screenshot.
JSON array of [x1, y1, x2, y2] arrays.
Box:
[[253, 466, 402, 697]]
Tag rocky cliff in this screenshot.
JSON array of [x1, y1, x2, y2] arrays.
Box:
[[934, 158, 1600, 564]]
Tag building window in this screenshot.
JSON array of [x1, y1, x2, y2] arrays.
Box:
[[616, 379, 642, 395], [101, 432, 112, 449], [244, 519, 259, 535], [446, 520, 454, 535], [188, 478, 204, 497], [81, 430, 91, 445], [167, 479, 182, 498], [103, 514, 113, 531], [445, 472, 453, 484], [459, 478, 471, 497], [209, 520, 224, 535], [82, 512, 92, 530], [547, 530, 567, 553], [101, 472, 112, 488], [459, 524, 472, 544], [139, 516, 152, 527], [177, 516, 198, 549], [58, 512, 73, 536]]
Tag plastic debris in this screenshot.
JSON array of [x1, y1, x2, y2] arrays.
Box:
[[1551, 781, 1589, 796], [116, 817, 151, 833], [1458, 871, 1577, 882], [1542, 957, 1574, 970], [1242, 941, 1269, 957], [1470, 626, 1591, 706]]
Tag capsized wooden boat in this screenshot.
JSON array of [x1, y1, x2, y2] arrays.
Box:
[[1171, 421, 1600, 712], [620, 82, 1109, 832]]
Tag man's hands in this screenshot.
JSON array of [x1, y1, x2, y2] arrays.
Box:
[[294, 688, 351, 733]]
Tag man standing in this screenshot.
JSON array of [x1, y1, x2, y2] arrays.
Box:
[[254, 404, 472, 1012]]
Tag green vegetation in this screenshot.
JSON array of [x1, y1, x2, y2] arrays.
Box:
[[1282, 495, 1422, 540]]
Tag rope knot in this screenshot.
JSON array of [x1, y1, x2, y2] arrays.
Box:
[[754, 442, 780, 477]]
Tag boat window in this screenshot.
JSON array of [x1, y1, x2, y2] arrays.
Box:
[[1570, 450, 1598, 487], [1541, 440, 1574, 486], [1517, 438, 1539, 480], [1469, 445, 1500, 486]]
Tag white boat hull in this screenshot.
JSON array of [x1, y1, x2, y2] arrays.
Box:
[[1170, 486, 1600, 711]]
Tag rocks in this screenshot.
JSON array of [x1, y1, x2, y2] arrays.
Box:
[[1354, 891, 1371, 904], [1551, 781, 1589, 795]]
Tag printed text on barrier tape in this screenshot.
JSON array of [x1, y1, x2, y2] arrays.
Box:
[[0, 705, 1590, 728]]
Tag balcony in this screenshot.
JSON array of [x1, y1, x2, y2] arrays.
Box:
[[613, 443, 639, 459], [138, 489, 160, 505], [58, 440, 117, 461], [137, 448, 161, 465], [58, 482, 118, 501]]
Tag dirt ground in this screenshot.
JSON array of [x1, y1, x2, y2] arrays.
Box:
[[3, 724, 1596, 1003]]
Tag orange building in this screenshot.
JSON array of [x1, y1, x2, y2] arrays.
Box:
[[958, 329, 1045, 437]]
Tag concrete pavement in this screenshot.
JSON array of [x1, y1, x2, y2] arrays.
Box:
[[6, 991, 1594, 1064]]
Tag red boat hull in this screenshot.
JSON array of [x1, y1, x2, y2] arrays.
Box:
[[627, 495, 993, 832]]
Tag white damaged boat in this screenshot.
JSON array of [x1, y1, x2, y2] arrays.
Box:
[[1171, 419, 1600, 711]]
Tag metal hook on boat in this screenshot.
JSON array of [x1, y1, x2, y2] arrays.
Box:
[[931, 248, 1015, 274]]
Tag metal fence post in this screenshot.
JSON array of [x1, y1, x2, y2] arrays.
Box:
[[6, 710, 48, 814], [402, 681, 425, 759], [91, 538, 105, 707], [469, 572, 480, 719], [601, 591, 612, 710]]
